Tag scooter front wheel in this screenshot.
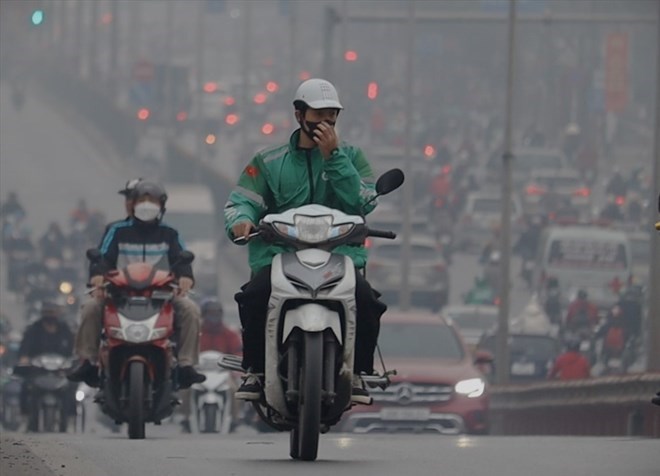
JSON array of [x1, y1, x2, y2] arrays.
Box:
[[127, 362, 146, 439], [298, 332, 323, 461]]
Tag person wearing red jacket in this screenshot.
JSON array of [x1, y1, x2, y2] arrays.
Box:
[[199, 299, 242, 354], [180, 299, 241, 433], [548, 339, 591, 380], [565, 289, 599, 331]]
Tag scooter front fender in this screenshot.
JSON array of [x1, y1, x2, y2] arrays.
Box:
[[281, 303, 342, 344]]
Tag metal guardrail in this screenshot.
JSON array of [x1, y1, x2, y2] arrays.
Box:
[[490, 373, 660, 437]]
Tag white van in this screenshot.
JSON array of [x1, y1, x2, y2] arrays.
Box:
[[163, 183, 218, 295], [535, 226, 632, 311]]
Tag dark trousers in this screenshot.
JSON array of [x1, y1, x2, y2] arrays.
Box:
[[235, 265, 386, 374]]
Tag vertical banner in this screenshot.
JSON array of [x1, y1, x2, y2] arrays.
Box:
[[605, 32, 629, 113]]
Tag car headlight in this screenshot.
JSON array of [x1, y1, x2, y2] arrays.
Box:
[[124, 324, 151, 343], [455, 378, 485, 398]]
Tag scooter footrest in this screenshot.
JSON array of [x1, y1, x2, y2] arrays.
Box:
[[362, 370, 396, 390], [218, 354, 244, 373]]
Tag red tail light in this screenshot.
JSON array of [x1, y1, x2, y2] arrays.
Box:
[[615, 195, 626, 206], [364, 238, 373, 249], [225, 113, 239, 125], [137, 108, 150, 121], [441, 165, 452, 175], [573, 187, 591, 197], [525, 184, 546, 196]]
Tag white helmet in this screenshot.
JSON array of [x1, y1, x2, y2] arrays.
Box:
[[293, 78, 343, 110]]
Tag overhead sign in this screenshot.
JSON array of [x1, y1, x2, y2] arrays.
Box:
[[605, 32, 629, 113]]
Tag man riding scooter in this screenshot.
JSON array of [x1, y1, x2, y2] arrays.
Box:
[[67, 180, 205, 390], [180, 298, 241, 433]]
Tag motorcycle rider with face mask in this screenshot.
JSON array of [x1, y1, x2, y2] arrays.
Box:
[[67, 180, 205, 389], [225, 78, 386, 405]]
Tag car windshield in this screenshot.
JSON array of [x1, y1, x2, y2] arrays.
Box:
[[447, 310, 497, 331], [480, 335, 558, 359], [535, 176, 581, 189], [547, 238, 628, 270], [163, 212, 215, 242], [378, 322, 464, 360], [516, 153, 563, 170], [372, 244, 439, 261], [471, 198, 518, 214]]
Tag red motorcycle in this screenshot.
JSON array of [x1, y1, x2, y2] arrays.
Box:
[[86, 249, 194, 439]]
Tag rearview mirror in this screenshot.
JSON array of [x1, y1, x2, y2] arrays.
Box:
[[86, 248, 102, 263], [375, 169, 405, 196]]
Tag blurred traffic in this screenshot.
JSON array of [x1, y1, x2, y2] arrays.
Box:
[[0, 0, 658, 452]]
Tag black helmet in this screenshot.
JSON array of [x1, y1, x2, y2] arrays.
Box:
[[200, 298, 223, 323], [577, 289, 588, 300], [131, 180, 167, 206], [565, 337, 581, 352], [41, 297, 64, 319], [118, 177, 143, 196], [201, 298, 223, 315]]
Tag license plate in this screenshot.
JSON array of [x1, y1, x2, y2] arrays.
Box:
[[511, 362, 536, 376], [607, 358, 622, 368], [380, 408, 430, 421]]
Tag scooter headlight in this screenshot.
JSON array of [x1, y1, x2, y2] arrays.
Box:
[[455, 378, 485, 398], [59, 281, 73, 294], [75, 390, 86, 402], [293, 215, 333, 243], [150, 327, 170, 340], [124, 324, 151, 343], [108, 327, 124, 340]]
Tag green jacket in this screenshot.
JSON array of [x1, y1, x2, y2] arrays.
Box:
[[224, 130, 378, 275]]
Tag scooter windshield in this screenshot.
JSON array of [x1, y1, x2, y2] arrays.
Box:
[[115, 296, 163, 322]]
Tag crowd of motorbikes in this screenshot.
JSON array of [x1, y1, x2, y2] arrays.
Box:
[[0, 199, 106, 434]]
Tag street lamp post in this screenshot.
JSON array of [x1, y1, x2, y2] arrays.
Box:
[[647, 1, 660, 372], [399, 1, 415, 311], [496, 0, 517, 386]]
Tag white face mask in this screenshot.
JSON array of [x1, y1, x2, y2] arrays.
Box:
[[134, 202, 161, 222]]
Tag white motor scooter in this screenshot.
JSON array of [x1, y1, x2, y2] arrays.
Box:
[[220, 169, 404, 461], [192, 350, 235, 433]]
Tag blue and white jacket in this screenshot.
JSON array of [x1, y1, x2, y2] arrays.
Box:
[[89, 218, 193, 281]]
